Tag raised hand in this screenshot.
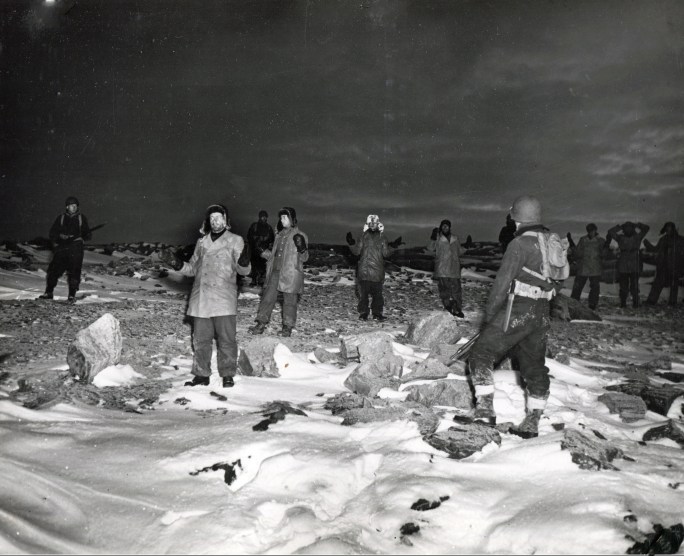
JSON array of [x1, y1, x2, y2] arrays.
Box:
[[430, 228, 439, 241], [345, 232, 355, 246], [293, 233, 307, 254]]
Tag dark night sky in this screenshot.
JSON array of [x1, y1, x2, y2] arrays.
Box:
[[1, 0, 683, 246]]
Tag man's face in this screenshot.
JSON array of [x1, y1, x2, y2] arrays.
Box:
[[622, 224, 635, 237], [66, 203, 78, 215], [587, 228, 597, 239], [209, 212, 226, 233], [440, 223, 450, 235], [280, 214, 291, 228], [259, 215, 268, 223]]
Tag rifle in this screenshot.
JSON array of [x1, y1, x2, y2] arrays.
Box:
[[89, 223, 106, 234], [447, 332, 481, 365]]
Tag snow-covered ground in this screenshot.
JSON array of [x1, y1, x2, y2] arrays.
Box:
[[0, 248, 683, 554]]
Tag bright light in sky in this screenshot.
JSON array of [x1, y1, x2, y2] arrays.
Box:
[[44, 0, 55, 4]]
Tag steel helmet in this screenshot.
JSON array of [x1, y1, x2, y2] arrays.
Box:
[[510, 195, 542, 224]]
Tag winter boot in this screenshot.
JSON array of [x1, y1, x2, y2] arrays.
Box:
[[222, 376, 235, 388], [249, 322, 267, 335], [513, 409, 543, 439], [38, 292, 53, 300], [278, 326, 293, 337], [359, 313, 369, 320], [373, 314, 387, 322], [184, 375, 210, 387], [473, 393, 496, 425]]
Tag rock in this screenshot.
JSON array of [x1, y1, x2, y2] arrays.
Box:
[[551, 293, 602, 322], [313, 346, 343, 364], [598, 392, 647, 422], [324, 392, 374, 415], [67, 313, 122, 383], [605, 381, 683, 417], [402, 357, 459, 383], [237, 337, 282, 378], [404, 379, 473, 411], [424, 422, 502, 459], [426, 343, 466, 371], [627, 523, 684, 555], [343, 361, 401, 397], [339, 402, 440, 435], [560, 428, 624, 471], [404, 311, 462, 349], [642, 420, 684, 448], [339, 331, 395, 362]]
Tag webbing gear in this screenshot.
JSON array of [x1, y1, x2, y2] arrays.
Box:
[[512, 280, 555, 300]]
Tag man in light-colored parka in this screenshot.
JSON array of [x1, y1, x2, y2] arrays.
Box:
[[249, 206, 309, 337], [427, 218, 466, 318], [569, 223, 606, 310], [160, 204, 251, 388]]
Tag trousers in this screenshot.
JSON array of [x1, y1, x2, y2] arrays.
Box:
[[256, 271, 299, 328], [192, 315, 237, 378], [570, 275, 601, 310], [357, 280, 384, 317]]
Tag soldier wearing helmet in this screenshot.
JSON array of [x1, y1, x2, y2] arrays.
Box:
[[465, 195, 558, 438]]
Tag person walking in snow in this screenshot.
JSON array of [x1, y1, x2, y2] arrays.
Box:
[[466, 196, 559, 439], [248, 207, 308, 337], [427, 219, 466, 318], [606, 221, 650, 308], [569, 223, 606, 311], [160, 204, 251, 388], [246, 210, 275, 287], [645, 221, 684, 306], [38, 196, 92, 303], [346, 214, 402, 321]]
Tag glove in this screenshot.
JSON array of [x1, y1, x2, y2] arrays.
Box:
[[566, 232, 572, 241], [260, 249, 272, 260], [430, 228, 439, 241], [293, 233, 307, 254], [159, 248, 184, 271], [388, 236, 403, 249], [346, 232, 355, 246], [237, 242, 250, 267]]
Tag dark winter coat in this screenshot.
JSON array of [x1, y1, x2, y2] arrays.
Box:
[[607, 224, 650, 274], [654, 233, 684, 278], [263, 226, 309, 294], [427, 233, 465, 278], [180, 231, 251, 318], [49, 211, 92, 248], [574, 235, 606, 277], [350, 230, 390, 283], [247, 221, 275, 254], [485, 224, 553, 323]]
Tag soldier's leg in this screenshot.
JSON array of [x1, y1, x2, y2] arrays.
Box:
[[357, 280, 371, 317], [618, 273, 629, 307], [282, 292, 298, 329], [437, 278, 450, 310], [67, 244, 84, 297], [629, 272, 640, 307], [452, 277, 463, 312], [370, 281, 384, 317], [191, 317, 215, 378], [214, 315, 237, 377], [256, 271, 280, 324], [571, 275, 587, 301], [45, 249, 69, 294]]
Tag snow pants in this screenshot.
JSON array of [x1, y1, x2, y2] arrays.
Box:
[[357, 280, 384, 317], [191, 315, 237, 378], [469, 297, 551, 402], [256, 271, 299, 328], [45, 242, 84, 295], [437, 277, 462, 311], [571, 275, 600, 310]]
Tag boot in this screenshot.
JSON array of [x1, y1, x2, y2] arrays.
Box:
[[278, 326, 293, 337], [67, 287, 77, 303], [473, 393, 496, 425], [373, 314, 387, 322], [359, 313, 369, 320], [513, 409, 543, 439], [222, 376, 235, 388], [249, 322, 267, 335], [38, 292, 53, 300], [184, 375, 210, 387]]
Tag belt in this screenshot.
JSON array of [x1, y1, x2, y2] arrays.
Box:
[[513, 280, 555, 300]]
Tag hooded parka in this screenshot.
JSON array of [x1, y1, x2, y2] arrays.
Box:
[[263, 208, 309, 294], [181, 231, 250, 318], [351, 231, 390, 282]]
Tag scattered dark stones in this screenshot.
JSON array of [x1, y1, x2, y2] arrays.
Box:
[[252, 401, 307, 431], [210, 391, 227, 401], [399, 522, 420, 536], [411, 496, 450, 511], [189, 459, 243, 485], [626, 523, 684, 555], [560, 429, 623, 471]]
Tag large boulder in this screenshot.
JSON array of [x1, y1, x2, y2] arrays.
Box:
[[237, 337, 282, 378], [401, 358, 453, 383], [67, 313, 122, 383], [560, 428, 624, 471], [340, 331, 395, 362], [340, 402, 440, 435], [403, 378, 473, 411], [424, 422, 502, 459], [404, 311, 462, 349]]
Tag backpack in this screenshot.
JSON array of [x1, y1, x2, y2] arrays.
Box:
[[523, 231, 570, 281]]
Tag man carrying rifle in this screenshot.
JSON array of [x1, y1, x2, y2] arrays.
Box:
[[466, 196, 558, 438]]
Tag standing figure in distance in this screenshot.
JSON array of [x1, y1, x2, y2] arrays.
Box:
[[160, 204, 251, 388], [249, 207, 309, 337], [569, 223, 606, 311], [38, 196, 92, 303], [645, 222, 683, 306], [346, 214, 397, 321], [607, 221, 650, 308], [427, 219, 466, 318], [246, 210, 275, 287], [498, 213, 517, 253], [467, 196, 559, 438]]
